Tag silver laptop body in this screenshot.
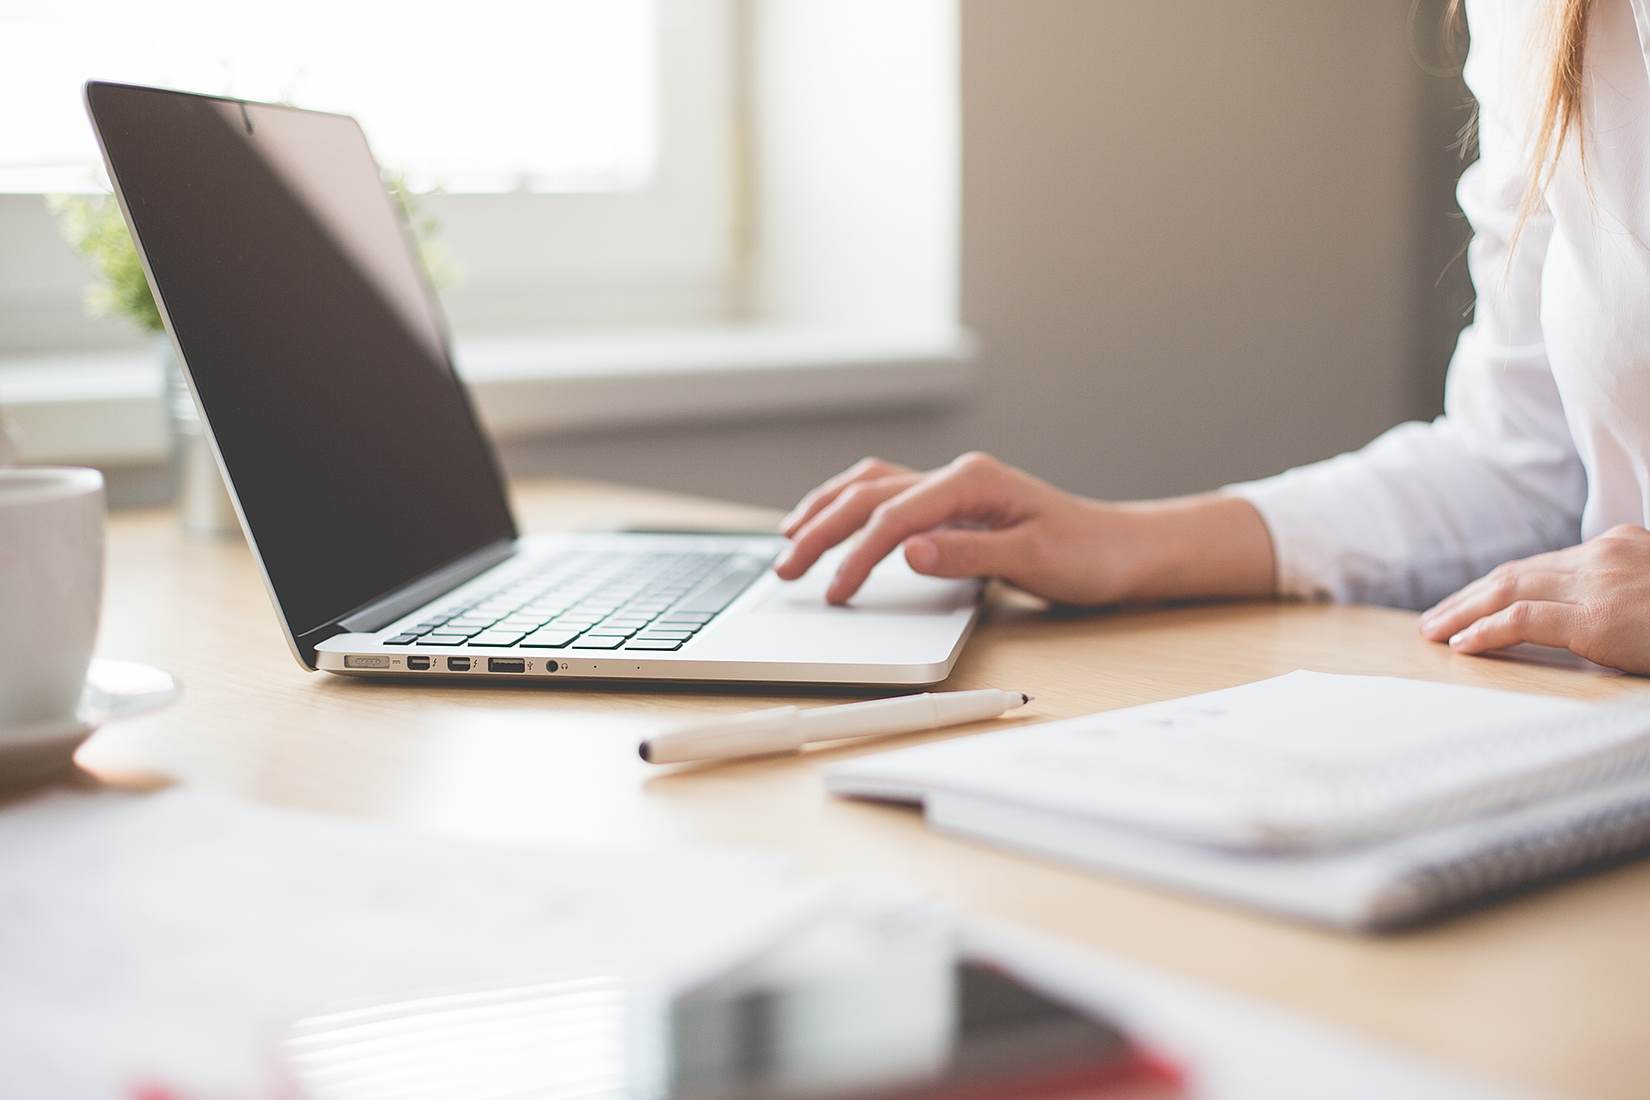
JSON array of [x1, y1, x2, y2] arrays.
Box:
[[316, 532, 978, 686], [87, 82, 980, 687]]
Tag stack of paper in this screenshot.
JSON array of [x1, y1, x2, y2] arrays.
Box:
[[0, 788, 840, 1096], [826, 672, 1650, 929]]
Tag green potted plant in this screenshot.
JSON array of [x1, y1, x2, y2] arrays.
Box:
[[48, 177, 452, 535], [49, 190, 237, 535]]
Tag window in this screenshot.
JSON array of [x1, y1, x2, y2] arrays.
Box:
[[2, 0, 657, 193], [0, 0, 736, 352], [0, 1, 968, 471]]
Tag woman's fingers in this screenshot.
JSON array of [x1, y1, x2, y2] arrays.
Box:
[[1420, 546, 1581, 626], [778, 458, 910, 537], [1448, 600, 1580, 655], [904, 528, 1025, 579], [774, 475, 917, 580], [826, 457, 1011, 604], [1419, 570, 1576, 642]]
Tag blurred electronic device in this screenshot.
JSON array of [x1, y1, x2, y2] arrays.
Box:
[[282, 953, 1181, 1100], [662, 959, 1181, 1100], [84, 80, 980, 688]]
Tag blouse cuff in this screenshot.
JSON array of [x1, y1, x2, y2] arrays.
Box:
[[1221, 473, 1342, 602]]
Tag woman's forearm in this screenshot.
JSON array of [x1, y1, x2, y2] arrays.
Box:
[[776, 452, 1279, 607], [1107, 493, 1278, 603]]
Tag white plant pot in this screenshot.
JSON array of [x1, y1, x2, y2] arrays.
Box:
[[159, 338, 240, 539], [0, 404, 18, 467]]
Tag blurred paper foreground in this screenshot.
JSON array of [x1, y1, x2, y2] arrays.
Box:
[[0, 787, 867, 1096]]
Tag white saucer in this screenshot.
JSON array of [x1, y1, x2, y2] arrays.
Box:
[[0, 659, 179, 788]]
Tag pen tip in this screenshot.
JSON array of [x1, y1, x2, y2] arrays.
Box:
[[1020, 693, 1032, 705], [638, 742, 652, 763]]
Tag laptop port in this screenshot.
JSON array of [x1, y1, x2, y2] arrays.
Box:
[[406, 655, 431, 671], [343, 655, 390, 669], [446, 656, 472, 672], [488, 657, 526, 673]]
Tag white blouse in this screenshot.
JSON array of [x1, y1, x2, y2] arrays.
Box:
[[1230, 0, 1650, 610]]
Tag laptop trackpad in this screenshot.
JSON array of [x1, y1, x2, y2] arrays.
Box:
[[752, 548, 978, 615]]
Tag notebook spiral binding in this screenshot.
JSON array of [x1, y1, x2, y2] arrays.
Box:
[[1387, 784, 1650, 927]]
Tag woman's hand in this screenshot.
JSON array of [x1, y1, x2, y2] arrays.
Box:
[[773, 452, 1277, 606], [773, 453, 1125, 605], [1419, 525, 1650, 674]]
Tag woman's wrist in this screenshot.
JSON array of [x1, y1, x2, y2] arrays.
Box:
[[1101, 493, 1278, 603]]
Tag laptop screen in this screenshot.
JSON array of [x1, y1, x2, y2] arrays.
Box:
[[87, 83, 516, 642]]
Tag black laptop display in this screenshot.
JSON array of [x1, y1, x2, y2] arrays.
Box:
[[86, 82, 515, 658]]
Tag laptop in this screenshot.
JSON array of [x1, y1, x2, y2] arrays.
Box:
[[85, 81, 981, 687]]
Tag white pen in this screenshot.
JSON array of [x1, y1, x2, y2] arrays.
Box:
[[638, 688, 1032, 765]]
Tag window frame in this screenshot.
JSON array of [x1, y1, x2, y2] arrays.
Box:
[[423, 0, 740, 334]]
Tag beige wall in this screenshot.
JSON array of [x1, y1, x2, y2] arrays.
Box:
[[509, 0, 1472, 509]]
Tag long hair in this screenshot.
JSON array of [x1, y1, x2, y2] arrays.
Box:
[[1447, 0, 1594, 249]]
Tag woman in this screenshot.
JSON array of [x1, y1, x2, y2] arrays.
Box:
[[774, 0, 1650, 675]]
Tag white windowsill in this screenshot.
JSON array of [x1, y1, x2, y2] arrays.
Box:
[[0, 325, 977, 467]]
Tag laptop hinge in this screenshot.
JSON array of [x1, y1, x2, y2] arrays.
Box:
[[336, 538, 517, 636]]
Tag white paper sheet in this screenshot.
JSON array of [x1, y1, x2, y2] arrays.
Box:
[[827, 671, 1601, 850], [0, 787, 833, 1096]]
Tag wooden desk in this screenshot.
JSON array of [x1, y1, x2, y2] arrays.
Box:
[[82, 478, 1650, 1100]]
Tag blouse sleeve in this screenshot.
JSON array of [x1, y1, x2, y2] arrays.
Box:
[[1224, 0, 1586, 610]]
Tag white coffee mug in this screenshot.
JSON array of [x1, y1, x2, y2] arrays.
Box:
[[0, 467, 105, 729]]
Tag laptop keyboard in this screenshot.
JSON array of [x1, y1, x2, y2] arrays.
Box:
[[381, 548, 774, 653]]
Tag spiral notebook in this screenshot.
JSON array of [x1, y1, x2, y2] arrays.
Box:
[[825, 672, 1650, 930]]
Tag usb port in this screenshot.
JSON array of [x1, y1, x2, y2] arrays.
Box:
[[446, 656, 472, 672], [406, 655, 431, 671], [488, 657, 526, 673]]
